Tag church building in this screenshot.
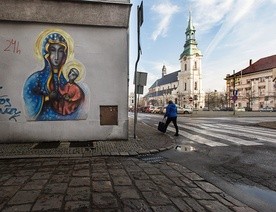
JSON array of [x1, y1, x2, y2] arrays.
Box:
[[144, 14, 205, 109]]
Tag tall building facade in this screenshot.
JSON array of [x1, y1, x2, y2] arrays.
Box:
[[144, 14, 205, 109], [225, 55, 276, 110]]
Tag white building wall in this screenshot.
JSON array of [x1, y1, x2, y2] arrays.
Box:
[[0, 0, 131, 142]]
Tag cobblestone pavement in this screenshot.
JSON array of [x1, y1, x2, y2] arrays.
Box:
[[0, 118, 266, 211], [0, 157, 256, 212]]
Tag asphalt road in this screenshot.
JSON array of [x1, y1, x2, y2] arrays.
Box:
[[138, 112, 276, 212]]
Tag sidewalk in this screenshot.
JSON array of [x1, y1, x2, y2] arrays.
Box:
[[0, 119, 175, 159], [0, 119, 257, 211]]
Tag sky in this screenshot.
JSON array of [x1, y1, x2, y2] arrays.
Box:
[[129, 0, 276, 94]]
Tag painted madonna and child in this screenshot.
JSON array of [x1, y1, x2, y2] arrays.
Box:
[[23, 29, 89, 121]]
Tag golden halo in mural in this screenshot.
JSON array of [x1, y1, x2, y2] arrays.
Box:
[[34, 28, 74, 62], [62, 60, 85, 83]]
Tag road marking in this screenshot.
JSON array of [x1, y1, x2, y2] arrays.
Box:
[[165, 126, 228, 147], [179, 124, 262, 146], [199, 124, 276, 144]]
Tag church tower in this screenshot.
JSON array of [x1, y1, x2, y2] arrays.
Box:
[[162, 65, 167, 77], [178, 13, 205, 109]]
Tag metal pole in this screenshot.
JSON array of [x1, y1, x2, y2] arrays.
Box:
[[134, 1, 143, 139], [233, 70, 236, 115]]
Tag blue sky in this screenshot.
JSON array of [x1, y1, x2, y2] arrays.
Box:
[[129, 0, 276, 94]]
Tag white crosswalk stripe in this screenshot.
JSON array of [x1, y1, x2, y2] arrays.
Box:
[[200, 124, 276, 144], [213, 124, 276, 139], [159, 122, 273, 147], [179, 124, 262, 146], [166, 126, 228, 147]]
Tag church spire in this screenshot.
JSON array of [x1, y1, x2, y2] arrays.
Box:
[[162, 65, 166, 77], [180, 12, 202, 59]]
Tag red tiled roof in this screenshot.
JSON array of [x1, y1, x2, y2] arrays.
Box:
[[237, 54, 276, 76]]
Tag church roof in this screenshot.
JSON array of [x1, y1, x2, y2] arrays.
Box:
[[149, 70, 180, 89]]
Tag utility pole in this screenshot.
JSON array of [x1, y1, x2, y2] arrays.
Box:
[[134, 1, 143, 139], [233, 70, 236, 115]]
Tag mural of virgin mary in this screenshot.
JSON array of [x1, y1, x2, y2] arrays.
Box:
[[23, 29, 88, 121]]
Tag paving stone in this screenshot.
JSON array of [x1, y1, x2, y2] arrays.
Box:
[[43, 183, 68, 194], [143, 167, 162, 175], [31, 172, 52, 180], [128, 171, 149, 180], [109, 169, 128, 176], [170, 177, 187, 187], [151, 205, 179, 212], [8, 190, 40, 205], [125, 165, 143, 172], [72, 169, 90, 177], [195, 181, 223, 193], [21, 179, 47, 190], [92, 193, 118, 208], [135, 180, 159, 191], [1, 204, 32, 212], [150, 175, 174, 186], [179, 176, 197, 188], [211, 193, 234, 207], [3, 176, 29, 186], [142, 191, 171, 206], [112, 176, 132, 186], [0, 186, 20, 202], [92, 181, 113, 192], [184, 187, 214, 200], [232, 206, 257, 212], [114, 186, 140, 199], [69, 177, 90, 187], [170, 197, 193, 212], [65, 201, 90, 211], [32, 194, 63, 211], [65, 187, 90, 201], [50, 174, 70, 183], [199, 200, 233, 212], [160, 169, 183, 178], [184, 172, 204, 181], [91, 172, 110, 181], [223, 194, 247, 207], [183, 197, 207, 212], [122, 199, 151, 212], [160, 184, 188, 197]]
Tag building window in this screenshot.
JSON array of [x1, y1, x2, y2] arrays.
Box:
[[194, 82, 197, 90], [185, 64, 187, 71], [184, 83, 187, 91], [194, 61, 197, 69]]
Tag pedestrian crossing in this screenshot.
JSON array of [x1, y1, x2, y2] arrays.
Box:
[[164, 122, 276, 147]]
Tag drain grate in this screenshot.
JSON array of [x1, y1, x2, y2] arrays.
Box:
[[138, 154, 166, 164], [33, 141, 60, 149]]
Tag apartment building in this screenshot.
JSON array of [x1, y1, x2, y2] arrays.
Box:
[[225, 55, 276, 111]]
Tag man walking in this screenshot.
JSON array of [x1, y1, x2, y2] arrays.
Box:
[[164, 100, 179, 136]]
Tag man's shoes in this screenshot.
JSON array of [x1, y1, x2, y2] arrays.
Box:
[[174, 133, 179, 136]]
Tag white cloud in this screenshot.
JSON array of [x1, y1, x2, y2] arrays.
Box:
[[151, 1, 180, 41], [198, 0, 264, 59]]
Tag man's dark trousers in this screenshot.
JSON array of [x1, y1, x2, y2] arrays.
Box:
[[164, 117, 178, 135]]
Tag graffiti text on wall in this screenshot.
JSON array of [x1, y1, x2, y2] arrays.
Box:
[[0, 86, 21, 121], [4, 39, 21, 54]]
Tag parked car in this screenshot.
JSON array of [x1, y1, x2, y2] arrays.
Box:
[[212, 107, 220, 111], [163, 105, 193, 114], [259, 107, 273, 112], [145, 105, 155, 113], [152, 106, 163, 114], [236, 107, 245, 112], [202, 107, 209, 111]]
